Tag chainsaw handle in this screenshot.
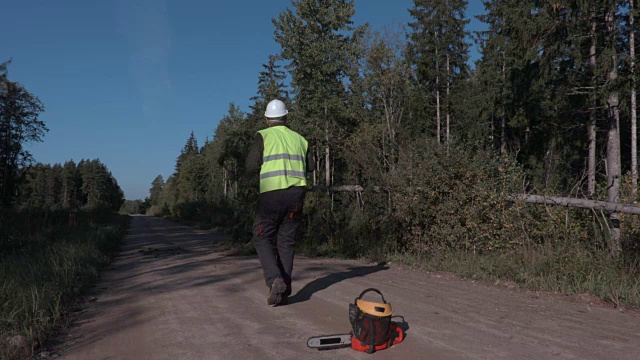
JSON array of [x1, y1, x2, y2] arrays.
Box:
[[356, 288, 386, 303]]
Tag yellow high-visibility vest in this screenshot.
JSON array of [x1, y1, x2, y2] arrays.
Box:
[[258, 126, 308, 193]]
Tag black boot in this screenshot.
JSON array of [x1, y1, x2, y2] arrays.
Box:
[[268, 277, 287, 306]]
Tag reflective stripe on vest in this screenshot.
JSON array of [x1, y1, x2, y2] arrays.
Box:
[[258, 126, 308, 193], [263, 154, 305, 162]]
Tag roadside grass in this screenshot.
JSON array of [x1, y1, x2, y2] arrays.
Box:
[[156, 198, 640, 311], [385, 244, 640, 309], [0, 213, 128, 360]]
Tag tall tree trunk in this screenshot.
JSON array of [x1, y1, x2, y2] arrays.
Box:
[[63, 180, 68, 208], [606, 7, 622, 257], [324, 102, 330, 186], [490, 113, 495, 149], [325, 144, 330, 186], [500, 56, 506, 155], [331, 158, 335, 212], [314, 147, 318, 186], [631, 0, 638, 196], [435, 37, 441, 144], [588, 8, 597, 196], [223, 168, 227, 197], [436, 88, 441, 144], [446, 53, 451, 153], [231, 161, 236, 197], [381, 96, 388, 169]]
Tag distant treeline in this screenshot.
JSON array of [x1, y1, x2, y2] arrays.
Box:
[[18, 159, 124, 211], [1, 61, 123, 213], [120, 199, 146, 215], [0, 59, 128, 359]]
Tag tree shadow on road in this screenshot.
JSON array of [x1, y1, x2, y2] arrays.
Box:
[[288, 262, 389, 305]]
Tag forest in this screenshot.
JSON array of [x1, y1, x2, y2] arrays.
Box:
[[146, 0, 640, 307], [0, 61, 126, 358]]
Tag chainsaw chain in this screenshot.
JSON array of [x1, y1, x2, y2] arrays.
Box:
[[317, 344, 351, 351]]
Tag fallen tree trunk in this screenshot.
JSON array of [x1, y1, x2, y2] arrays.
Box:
[[505, 194, 640, 215], [309, 185, 640, 216]]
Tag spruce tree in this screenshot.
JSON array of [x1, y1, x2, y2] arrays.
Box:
[[61, 160, 80, 209], [176, 131, 199, 172], [273, 0, 366, 185], [249, 55, 289, 119], [173, 132, 205, 202], [408, 0, 470, 146], [46, 164, 62, 209]]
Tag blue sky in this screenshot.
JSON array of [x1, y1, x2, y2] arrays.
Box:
[[2, 0, 487, 200]]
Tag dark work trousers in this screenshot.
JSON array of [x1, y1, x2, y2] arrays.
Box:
[[253, 186, 306, 296]]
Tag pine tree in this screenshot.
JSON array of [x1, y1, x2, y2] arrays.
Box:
[[79, 159, 111, 209], [162, 175, 179, 210], [0, 62, 47, 207], [630, 0, 638, 196], [45, 164, 62, 209], [23, 164, 48, 208], [273, 0, 366, 186], [61, 160, 80, 209], [149, 175, 165, 207], [474, 0, 515, 154], [106, 171, 124, 211], [203, 103, 251, 198], [348, 27, 412, 171], [473, 0, 578, 186], [408, 0, 470, 147]]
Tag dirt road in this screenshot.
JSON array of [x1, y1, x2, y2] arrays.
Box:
[[57, 216, 640, 360]]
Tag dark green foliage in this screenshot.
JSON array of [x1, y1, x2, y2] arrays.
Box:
[[0, 61, 130, 358], [18, 159, 124, 212], [407, 0, 470, 140], [157, 104, 259, 239], [0, 61, 47, 207], [249, 54, 289, 118], [120, 199, 146, 214], [0, 211, 128, 360], [273, 0, 367, 185], [147, 175, 166, 215], [150, 0, 640, 307]]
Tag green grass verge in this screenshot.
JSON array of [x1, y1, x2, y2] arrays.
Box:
[[386, 244, 640, 309], [0, 215, 129, 360], [159, 212, 640, 309]]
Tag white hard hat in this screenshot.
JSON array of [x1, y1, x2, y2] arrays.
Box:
[[265, 99, 289, 118]]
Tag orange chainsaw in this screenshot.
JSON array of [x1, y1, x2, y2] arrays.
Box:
[[306, 288, 405, 353]]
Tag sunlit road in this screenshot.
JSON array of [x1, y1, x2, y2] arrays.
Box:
[[58, 216, 640, 360]]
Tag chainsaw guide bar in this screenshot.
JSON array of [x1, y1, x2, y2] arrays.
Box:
[[307, 333, 352, 351]]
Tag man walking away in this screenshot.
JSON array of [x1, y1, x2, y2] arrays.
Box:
[[245, 99, 314, 306]]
